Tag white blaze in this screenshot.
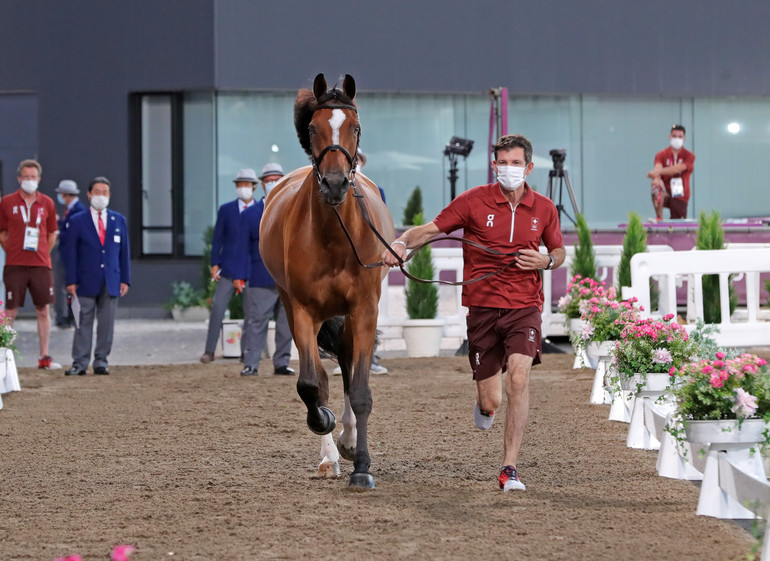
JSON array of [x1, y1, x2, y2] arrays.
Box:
[[328, 109, 346, 144]]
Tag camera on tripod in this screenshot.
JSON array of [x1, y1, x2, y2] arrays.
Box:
[[444, 136, 474, 158], [549, 148, 567, 170]]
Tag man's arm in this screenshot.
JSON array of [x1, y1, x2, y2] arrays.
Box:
[[0, 231, 7, 251], [647, 162, 687, 178], [516, 246, 566, 271], [382, 222, 441, 267], [48, 231, 58, 253]]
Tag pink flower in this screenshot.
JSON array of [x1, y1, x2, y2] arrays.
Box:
[[715, 351, 725, 360], [652, 348, 673, 364], [668, 366, 677, 376], [111, 545, 136, 561], [719, 369, 729, 381], [709, 375, 723, 388], [732, 388, 758, 418]]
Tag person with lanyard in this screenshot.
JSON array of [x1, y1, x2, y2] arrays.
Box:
[[233, 162, 294, 376], [199, 169, 258, 364], [647, 124, 695, 221], [0, 159, 62, 369], [53, 179, 86, 328], [62, 177, 130, 375], [382, 134, 565, 492]]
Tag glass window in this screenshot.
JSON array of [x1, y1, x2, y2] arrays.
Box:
[[183, 92, 216, 256], [140, 95, 174, 254]]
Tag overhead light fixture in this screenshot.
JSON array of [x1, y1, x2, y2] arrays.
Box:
[[727, 122, 741, 134]]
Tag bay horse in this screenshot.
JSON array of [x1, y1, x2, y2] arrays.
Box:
[[259, 74, 395, 489]]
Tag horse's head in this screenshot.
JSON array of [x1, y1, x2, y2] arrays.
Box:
[[295, 73, 360, 206]]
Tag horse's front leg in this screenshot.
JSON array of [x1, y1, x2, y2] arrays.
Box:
[[293, 308, 335, 436], [346, 307, 377, 489]]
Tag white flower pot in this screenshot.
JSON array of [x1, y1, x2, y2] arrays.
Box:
[[0, 347, 20, 395], [585, 340, 614, 369], [620, 372, 672, 393], [684, 418, 769, 445], [402, 319, 444, 358]]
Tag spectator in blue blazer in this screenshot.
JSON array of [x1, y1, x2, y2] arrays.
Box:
[[233, 162, 293, 376], [53, 179, 86, 329], [62, 177, 130, 375], [199, 168, 258, 364]]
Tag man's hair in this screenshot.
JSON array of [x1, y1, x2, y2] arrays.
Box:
[[493, 134, 533, 163], [17, 159, 42, 176], [88, 176, 111, 192], [671, 124, 686, 134]]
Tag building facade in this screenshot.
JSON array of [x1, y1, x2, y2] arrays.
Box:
[[1, 0, 769, 312]]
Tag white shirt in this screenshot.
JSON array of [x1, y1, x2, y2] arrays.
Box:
[[90, 207, 107, 233], [238, 198, 254, 212]]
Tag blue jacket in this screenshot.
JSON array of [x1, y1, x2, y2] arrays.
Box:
[[211, 199, 249, 279], [233, 199, 276, 287], [57, 199, 86, 256], [63, 208, 131, 298]]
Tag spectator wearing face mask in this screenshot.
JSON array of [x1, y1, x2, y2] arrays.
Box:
[[231, 162, 294, 376], [647, 124, 695, 221], [62, 177, 130, 375], [53, 179, 86, 329], [199, 168, 258, 364], [0, 159, 62, 369]]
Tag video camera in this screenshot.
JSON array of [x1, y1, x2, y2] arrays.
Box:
[[549, 148, 567, 170], [444, 136, 474, 157]]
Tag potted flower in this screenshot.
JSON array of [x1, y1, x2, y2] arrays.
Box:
[[610, 313, 699, 396], [559, 275, 608, 338], [572, 293, 637, 368], [668, 352, 770, 518], [402, 212, 444, 357], [0, 305, 20, 395], [164, 281, 209, 322]]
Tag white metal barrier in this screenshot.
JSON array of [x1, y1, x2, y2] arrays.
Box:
[[622, 248, 770, 346]]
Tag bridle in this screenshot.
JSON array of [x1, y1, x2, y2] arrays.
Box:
[[310, 103, 360, 186], [310, 102, 521, 286]]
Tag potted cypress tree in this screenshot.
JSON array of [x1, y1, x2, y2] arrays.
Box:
[[402, 211, 445, 357], [695, 210, 736, 323], [618, 211, 659, 311]]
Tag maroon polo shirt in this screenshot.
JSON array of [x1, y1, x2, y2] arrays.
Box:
[[654, 146, 695, 202], [0, 189, 58, 268], [433, 182, 563, 311]]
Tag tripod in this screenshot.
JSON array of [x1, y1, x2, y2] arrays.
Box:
[[546, 167, 580, 227]]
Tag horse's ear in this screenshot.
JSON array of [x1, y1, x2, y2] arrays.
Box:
[[343, 74, 356, 100], [313, 74, 327, 100]]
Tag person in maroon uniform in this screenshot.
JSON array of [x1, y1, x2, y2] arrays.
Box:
[[383, 134, 565, 492], [647, 124, 695, 221], [0, 159, 62, 369]]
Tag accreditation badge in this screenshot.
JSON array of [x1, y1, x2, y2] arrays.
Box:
[[23, 226, 40, 251], [670, 177, 684, 198]]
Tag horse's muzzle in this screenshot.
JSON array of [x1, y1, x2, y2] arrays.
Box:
[[319, 173, 350, 206]]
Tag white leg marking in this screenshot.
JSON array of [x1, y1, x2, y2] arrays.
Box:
[[328, 109, 346, 145], [320, 433, 339, 463], [339, 393, 357, 451]]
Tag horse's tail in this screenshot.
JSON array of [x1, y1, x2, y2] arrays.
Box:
[[317, 316, 382, 361], [317, 316, 345, 360]]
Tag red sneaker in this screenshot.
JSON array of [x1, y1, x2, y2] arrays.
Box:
[[38, 355, 62, 370], [498, 465, 526, 491]]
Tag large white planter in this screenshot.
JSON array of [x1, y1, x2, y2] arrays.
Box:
[[620, 372, 672, 393], [684, 418, 770, 519], [585, 340, 614, 369], [623, 373, 672, 449], [588, 341, 615, 405], [402, 319, 444, 358], [0, 347, 20, 395], [171, 306, 209, 322], [569, 319, 589, 369]]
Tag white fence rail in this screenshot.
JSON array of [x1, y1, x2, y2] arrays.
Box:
[[622, 248, 770, 346]]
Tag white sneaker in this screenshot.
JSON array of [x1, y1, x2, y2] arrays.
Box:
[[370, 363, 388, 375], [473, 402, 495, 431]]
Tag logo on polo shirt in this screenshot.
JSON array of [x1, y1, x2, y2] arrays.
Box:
[[486, 214, 494, 228], [528, 328, 536, 342], [531, 217, 539, 231]]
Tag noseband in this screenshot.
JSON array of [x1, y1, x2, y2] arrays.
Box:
[[311, 103, 360, 184]]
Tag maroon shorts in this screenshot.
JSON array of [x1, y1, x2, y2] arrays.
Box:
[[466, 306, 542, 381], [664, 196, 688, 219], [3, 265, 55, 309]]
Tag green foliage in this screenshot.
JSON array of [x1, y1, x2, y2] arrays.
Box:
[[405, 212, 439, 319], [164, 281, 208, 311], [0, 308, 18, 352], [695, 210, 736, 323], [617, 212, 659, 310], [570, 214, 596, 280], [402, 186, 423, 226], [766, 279, 770, 307]]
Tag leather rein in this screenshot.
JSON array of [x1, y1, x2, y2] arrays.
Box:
[[312, 103, 520, 287]]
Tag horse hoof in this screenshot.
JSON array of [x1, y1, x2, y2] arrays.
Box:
[[316, 460, 340, 479], [308, 406, 336, 435], [337, 433, 356, 462], [348, 472, 375, 490]]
